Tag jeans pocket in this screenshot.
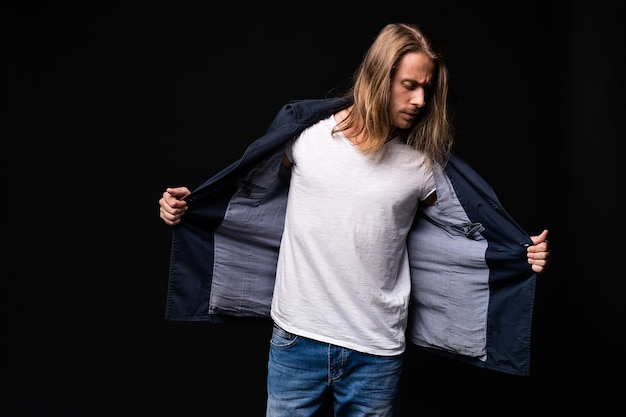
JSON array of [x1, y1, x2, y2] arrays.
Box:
[[270, 323, 297, 348]]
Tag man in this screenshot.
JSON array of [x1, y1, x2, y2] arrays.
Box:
[[159, 23, 550, 416]]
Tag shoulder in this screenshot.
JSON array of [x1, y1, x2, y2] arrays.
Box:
[[267, 97, 353, 133], [281, 97, 352, 120]]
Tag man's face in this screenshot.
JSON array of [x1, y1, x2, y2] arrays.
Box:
[[388, 51, 434, 130]]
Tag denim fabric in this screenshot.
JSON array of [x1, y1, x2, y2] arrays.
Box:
[[266, 324, 403, 417]]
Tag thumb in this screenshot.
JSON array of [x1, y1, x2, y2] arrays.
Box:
[[530, 229, 549, 245], [166, 186, 191, 199]]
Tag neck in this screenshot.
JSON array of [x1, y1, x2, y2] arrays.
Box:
[[333, 107, 362, 143]]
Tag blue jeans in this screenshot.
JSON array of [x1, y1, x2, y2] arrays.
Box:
[[266, 324, 403, 417]]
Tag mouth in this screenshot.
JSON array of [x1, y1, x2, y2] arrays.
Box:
[[402, 111, 418, 121]]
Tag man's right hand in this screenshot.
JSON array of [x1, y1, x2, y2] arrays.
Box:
[[159, 186, 191, 226]]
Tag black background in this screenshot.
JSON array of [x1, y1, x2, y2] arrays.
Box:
[[3, 1, 624, 415]]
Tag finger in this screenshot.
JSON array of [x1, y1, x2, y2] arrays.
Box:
[[527, 240, 550, 254], [160, 207, 181, 226]]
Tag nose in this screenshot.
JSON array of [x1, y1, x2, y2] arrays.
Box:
[[411, 88, 426, 109]]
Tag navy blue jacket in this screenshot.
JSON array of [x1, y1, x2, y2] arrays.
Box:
[[165, 97, 537, 376]]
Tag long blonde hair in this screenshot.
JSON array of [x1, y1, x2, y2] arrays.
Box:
[[334, 23, 454, 167]]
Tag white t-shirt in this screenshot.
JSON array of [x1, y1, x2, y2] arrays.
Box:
[[270, 115, 435, 356]]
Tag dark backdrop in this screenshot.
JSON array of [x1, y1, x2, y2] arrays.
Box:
[[3, 1, 624, 415]]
